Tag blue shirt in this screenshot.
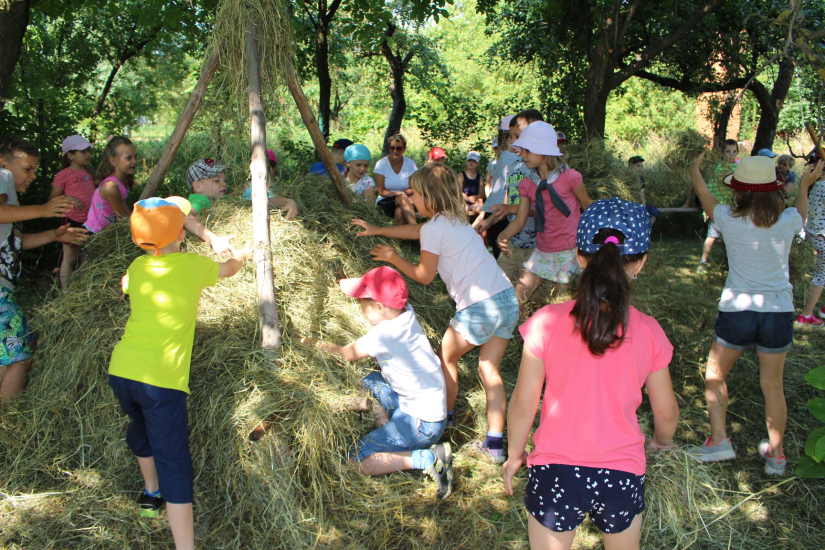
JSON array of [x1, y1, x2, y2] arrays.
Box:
[[310, 162, 345, 176]]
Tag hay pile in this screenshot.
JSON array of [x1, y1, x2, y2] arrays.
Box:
[[1, 176, 735, 548], [566, 140, 642, 202]]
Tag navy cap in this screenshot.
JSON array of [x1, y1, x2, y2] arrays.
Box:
[[577, 198, 651, 255]]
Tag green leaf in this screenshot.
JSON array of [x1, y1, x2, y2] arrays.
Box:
[[809, 398, 825, 423], [805, 426, 825, 460], [796, 455, 825, 478], [806, 366, 825, 390], [818, 437, 825, 463]]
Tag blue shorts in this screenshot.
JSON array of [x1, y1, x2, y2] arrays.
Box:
[[449, 287, 519, 346], [714, 310, 793, 354], [108, 375, 193, 504], [0, 287, 34, 367], [707, 221, 722, 239], [525, 464, 645, 534], [353, 372, 445, 461]]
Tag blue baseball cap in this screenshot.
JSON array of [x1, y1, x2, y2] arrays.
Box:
[[577, 198, 651, 255], [344, 144, 371, 163], [757, 148, 777, 158]]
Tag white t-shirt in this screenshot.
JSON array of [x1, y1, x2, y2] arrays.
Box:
[[356, 305, 446, 422], [374, 156, 418, 193], [713, 204, 803, 312], [420, 213, 513, 311]]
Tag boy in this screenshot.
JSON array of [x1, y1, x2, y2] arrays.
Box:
[[696, 139, 738, 272], [0, 135, 87, 403], [628, 155, 659, 225], [109, 196, 248, 549], [301, 266, 453, 499]]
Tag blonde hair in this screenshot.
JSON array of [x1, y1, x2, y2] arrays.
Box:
[[388, 134, 407, 148], [497, 129, 511, 153], [776, 154, 794, 167], [544, 155, 567, 174], [410, 164, 467, 222]]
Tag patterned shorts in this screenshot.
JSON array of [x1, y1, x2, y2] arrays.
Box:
[[524, 464, 645, 534], [0, 287, 34, 367], [810, 235, 825, 288], [523, 248, 580, 284]]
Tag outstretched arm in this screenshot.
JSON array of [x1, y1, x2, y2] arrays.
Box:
[[351, 218, 422, 240], [371, 246, 438, 285], [183, 214, 237, 257], [0, 195, 78, 224], [21, 224, 88, 250], [300, 337, 370, 362], [688, 153, 719, 222], [218, 250, 251, 278]]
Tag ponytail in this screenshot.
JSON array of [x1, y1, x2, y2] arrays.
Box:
[[571, 229, 645, 356]]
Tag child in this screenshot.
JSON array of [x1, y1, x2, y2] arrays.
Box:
[[458, 151, 482, 208], [301, 266, 452, 499], [687, 154, 810, 475], [310, 138, 352, 176], [484, 138, 499, 196], [696, 139, 738, 272], [795, 157, 825, 326], [498, 121, 593, 310], [0, 135, 88, 402], [51, 135, 96, 290], [108, 196, 248, 548], [427, 147, 447, 166], [343, 144, 376, 202], [503, 198, 679, 550], [475, 115, 517, 257], [352, 164, 519, 463], [628, 155, 659, 224], [776, 154, 797, 194], [235, 152, 299, 220], [85, 136, 136, 233]]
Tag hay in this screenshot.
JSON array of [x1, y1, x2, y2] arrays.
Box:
[[565, 140, 642, 202]]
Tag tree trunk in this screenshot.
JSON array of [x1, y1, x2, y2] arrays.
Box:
[[712, 92, 737, 149], [381, 63, 407, 157], [246, 23, 282, 350], [0, 0, 31, 109], [316, 23, 331, 141], [139, 47, 221, 200], [582, 45, 612, 140], [751, 57, 795, 155]]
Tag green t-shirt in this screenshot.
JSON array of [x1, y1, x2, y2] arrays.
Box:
[[109, 252, 220, 393], [188, 193, 212, 214], [709, 162, 736, 205]]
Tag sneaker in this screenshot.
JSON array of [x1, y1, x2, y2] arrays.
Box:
[[819, 306, 825, 321], [758, 439, 787, 475], [426, 443, 453, 500], [697, 261, 709, 274], [795, 314, 824, 327], [687, 437, 737, 462], [139, 491, 165, 518], [472, 440, 506, 464]]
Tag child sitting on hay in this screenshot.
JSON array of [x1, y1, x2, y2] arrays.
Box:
[[0, 135, 88, 403], [301, 266, 453, 499], [239, 150, 299, 219], [108, 196, 249, 548]]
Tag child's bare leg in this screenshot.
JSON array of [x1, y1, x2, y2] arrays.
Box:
[[515, 269, 543, 305], [757, 351, 787, 458], [704, 343, 742, 445], [701, 237, 716, 263], [167, 502, 195, 550], [602, 513, 643, 550], [352, 451, 413, 476], [478, 336, 510, 434], [437, 326, 476, 413], [801, 283, 824, 317], [59, 243, 78, 291], [137, 455, 160, 493], [527, 514, 576, 550], [0, 360, 31, 403]]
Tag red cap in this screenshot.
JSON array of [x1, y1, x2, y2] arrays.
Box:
[[428, 147, 447, 160], [339, 266, 408, 309]]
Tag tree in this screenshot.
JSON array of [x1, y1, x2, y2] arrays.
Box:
[[0, 0, 31, 108]]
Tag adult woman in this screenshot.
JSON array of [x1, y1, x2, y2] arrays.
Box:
[[373, 134, 418, 226]]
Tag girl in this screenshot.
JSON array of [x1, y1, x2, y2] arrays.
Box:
[[687, 154, 812, 475], [458, 151, 483, 209], [497, 121, 592, 309], [85, 136, 136, 233], [51, 135, 95, 290], [794, 157, 825, 326], [503, 198, 679, 550], [344, 144, 376, 203], [352, 164, 519, 463]]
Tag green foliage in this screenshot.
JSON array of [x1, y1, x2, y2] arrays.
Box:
[[606, 78, 698, 141], [800, 367, 825, 478]]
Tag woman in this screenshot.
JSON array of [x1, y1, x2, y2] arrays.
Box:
[[373, 134, 418, 226]]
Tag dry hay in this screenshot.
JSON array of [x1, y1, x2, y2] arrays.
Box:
[[0, 176, 788, 549], [565, 140, 642, 202]]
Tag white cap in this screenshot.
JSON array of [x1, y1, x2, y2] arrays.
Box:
[[511, 121, 561, 157], [61, 135, 93, 154], [467, 151, 481, 162], [499, 115, 515, 131], [491, 137, 499, 148]]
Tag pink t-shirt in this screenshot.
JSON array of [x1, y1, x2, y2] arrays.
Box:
[[519, 301, 673, 475], [85, 176, 128, 233], [52, 168, 95, 223], [518, 168, 583, 253]]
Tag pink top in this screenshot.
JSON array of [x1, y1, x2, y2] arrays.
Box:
[[519, 301, 673, 475], [52, 168, 95, 223], [518, 168, 583, 253], [85, 176, 128, 233]]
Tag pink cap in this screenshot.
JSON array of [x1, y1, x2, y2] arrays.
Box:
[[61, 135, 93, 154], [339, 266, 408, 309], [266, 149, 278, 164], [428, 147, 447, 160]]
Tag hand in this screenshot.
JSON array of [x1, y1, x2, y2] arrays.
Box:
[[351, 218, 379, 237], [371, 244, 398, 263], [647, 435, 675, 451], [689, 151, 706, 167], [801, 160, 825, 187], [298, 336, 316, 346], [280, 199, 298, 220], [209, 234, 236, 257], [55, 224, 88, 245], [496, 234, 511, 255], [502, 451, 527, 496], [488, 203, 508, 219], [41, 196, 78, 218], [235, 248, 253, 265]]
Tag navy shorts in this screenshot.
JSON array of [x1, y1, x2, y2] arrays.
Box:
[[714, 310, 793, 354], [108, 375, 193, 504], [377, 196, 400, 218], [524, 464, 645, 534]]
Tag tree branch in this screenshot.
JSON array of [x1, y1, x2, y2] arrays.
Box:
[[325, 0, 343, 22], [635, 69, 754, 94], [617, 0, 642, 45]]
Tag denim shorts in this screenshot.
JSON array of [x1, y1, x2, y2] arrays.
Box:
[[108, 375, 193, 504], [714, 310, 793, 354], [707, 221, 722, 239], [0, 287, 33, 367], [353, 372, 446, 461], [449, 287, 519, 346], [525, 464, 645, 534]]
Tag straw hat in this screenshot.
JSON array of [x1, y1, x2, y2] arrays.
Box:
[[722, 156, 782, 192]]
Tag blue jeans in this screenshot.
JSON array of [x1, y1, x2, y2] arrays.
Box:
[[353, 372, 446, 461], [449, 287, 519, 346]]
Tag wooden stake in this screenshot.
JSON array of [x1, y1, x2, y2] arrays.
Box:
[[805, 123, 824, 161], [284, 70, 351, 205], [139, 47, 221, 200], [247, 22, 282, 350]]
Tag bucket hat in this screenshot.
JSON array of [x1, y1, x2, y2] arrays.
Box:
[[511, 121, 561, 157]]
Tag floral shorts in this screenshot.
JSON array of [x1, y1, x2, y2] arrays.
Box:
[[810, 235, 825, 288], [523, 248, 580, 284], [0, 287, 33, 367]]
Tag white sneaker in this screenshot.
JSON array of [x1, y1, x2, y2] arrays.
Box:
[[687, 437, 736, 462]]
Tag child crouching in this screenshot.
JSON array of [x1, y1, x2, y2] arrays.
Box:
[[302, 266, 453, 499]]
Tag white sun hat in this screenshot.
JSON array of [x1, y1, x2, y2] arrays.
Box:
[[722, 156, 782, 192], [511, 121, 561, 157], [499, 115, 515, 130]]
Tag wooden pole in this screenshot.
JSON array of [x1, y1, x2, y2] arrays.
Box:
[[139, 47, 221, 200], [284, 70, 351, 205], [806, 123, 825, 161], [247, 22, 282, 350]]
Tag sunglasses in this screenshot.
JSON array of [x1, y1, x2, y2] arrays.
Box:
[[389, 146, 405, 151]]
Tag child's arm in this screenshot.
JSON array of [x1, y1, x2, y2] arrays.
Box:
[[217, 250, 251, 278], [0, 194, 78, 224], [268, 196, 298, 220], [21, 224, 88, 250], [644, 367, 680, 450], [683, 186, 696, 208], [49, 185, 64, 199], [688, 153, 720, 222], [99, 180, 130, 218], [796, 160, 825, 221], [183, 214, 237, 257], [371, 245, 438, 285], [365, 185, 376, 203], [351, 218, 422, 240], [502, 346, 545, 496], [299, 336, 371, 362], [496, 198, 531, 253], [572, 183, 592, 210]]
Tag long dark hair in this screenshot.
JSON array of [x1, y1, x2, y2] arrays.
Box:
[[571, 228, 646, 356], [95, 136, 135, 188]]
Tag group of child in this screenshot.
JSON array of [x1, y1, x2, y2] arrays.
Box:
[[2, 117, 825, 550]]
